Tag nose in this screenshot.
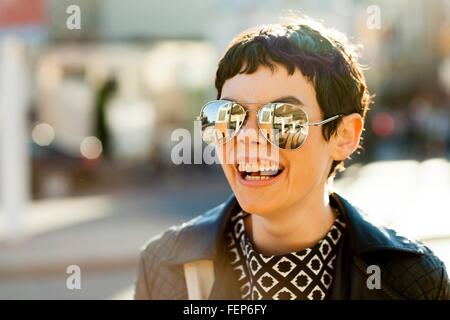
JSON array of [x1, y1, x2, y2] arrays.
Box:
[[237, 110, 260, 147], [235, 110, 273, 163]]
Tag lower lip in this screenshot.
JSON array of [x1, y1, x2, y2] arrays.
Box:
[[236, 168, 285, 187]]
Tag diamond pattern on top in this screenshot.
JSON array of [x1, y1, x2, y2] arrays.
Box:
[[257, 271, 279, 292], [234, 219, 245, 238], [274, 256, 296, 277], [319, 238, 332, 260], [321, 270, 333, 289], [329, 224, 344, 245], [248, 256, 262, 275], [274, 287, 296, 300], [291, 270, 312, 292], [229, 247, 239, 264], [307, 286, 325, 300], [294, 248, 312, 260], [226, 208, 345, 300], [251, 286, 262, 300], [307, 256, 323, 275]]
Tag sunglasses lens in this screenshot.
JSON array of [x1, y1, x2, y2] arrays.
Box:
[[199, 100, 246, 145], [259, 103, 309, 150]]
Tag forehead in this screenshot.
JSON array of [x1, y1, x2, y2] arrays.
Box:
[[220, 64, 317, 108]]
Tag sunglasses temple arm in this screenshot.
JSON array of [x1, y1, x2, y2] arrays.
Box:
[[308, 114, 343, 126]]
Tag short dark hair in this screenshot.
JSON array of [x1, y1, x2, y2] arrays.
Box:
[[215, 18, 372, 177]]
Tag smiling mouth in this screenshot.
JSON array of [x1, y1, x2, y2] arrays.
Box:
[[235, 161, 284, 181]]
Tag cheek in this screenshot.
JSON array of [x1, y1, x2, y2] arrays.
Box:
[[286, 129, 330, 185], [217, 143, 236, 181]]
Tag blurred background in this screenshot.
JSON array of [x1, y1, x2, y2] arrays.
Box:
[[0, 0, 449, 299]]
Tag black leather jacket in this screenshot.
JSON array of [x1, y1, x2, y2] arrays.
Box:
[[134, 193, 450, 300]]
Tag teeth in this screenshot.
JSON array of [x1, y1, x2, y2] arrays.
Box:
[[260, 169, 278, 176], [244, 175, 271, 181], [237, 161, 282, 175]]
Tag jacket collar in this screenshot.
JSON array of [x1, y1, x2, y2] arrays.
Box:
[[165, 194, 238, 265], [165, 193, 424, 265]]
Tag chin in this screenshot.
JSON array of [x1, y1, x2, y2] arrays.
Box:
[[234, 191, 279, 216]]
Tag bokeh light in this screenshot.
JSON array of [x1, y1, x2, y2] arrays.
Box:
[[80, 136, 103, 159], [31, 123, 55, 146]]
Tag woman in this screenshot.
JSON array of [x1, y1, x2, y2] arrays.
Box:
[[134, 18, 449, 300]]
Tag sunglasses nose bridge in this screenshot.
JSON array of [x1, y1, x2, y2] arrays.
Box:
[[237, 109, 258, 135], [236, 110, 271, 150]]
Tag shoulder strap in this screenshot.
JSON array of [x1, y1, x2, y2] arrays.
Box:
[[183, 260, 215, 300]]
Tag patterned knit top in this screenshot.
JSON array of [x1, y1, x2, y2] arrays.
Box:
[[225, 209, 346, 300]]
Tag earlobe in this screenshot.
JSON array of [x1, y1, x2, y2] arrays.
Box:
[[330, 113, 364, 161]]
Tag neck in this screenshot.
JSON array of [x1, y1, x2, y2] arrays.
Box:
[[245, 184, 336, 256]]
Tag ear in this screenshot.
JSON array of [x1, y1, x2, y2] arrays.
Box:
[[329, 113, 364, 161]]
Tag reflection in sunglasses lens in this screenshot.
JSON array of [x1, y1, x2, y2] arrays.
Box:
[[259, 104, 308, 150], [200, 101, 245, 145]]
